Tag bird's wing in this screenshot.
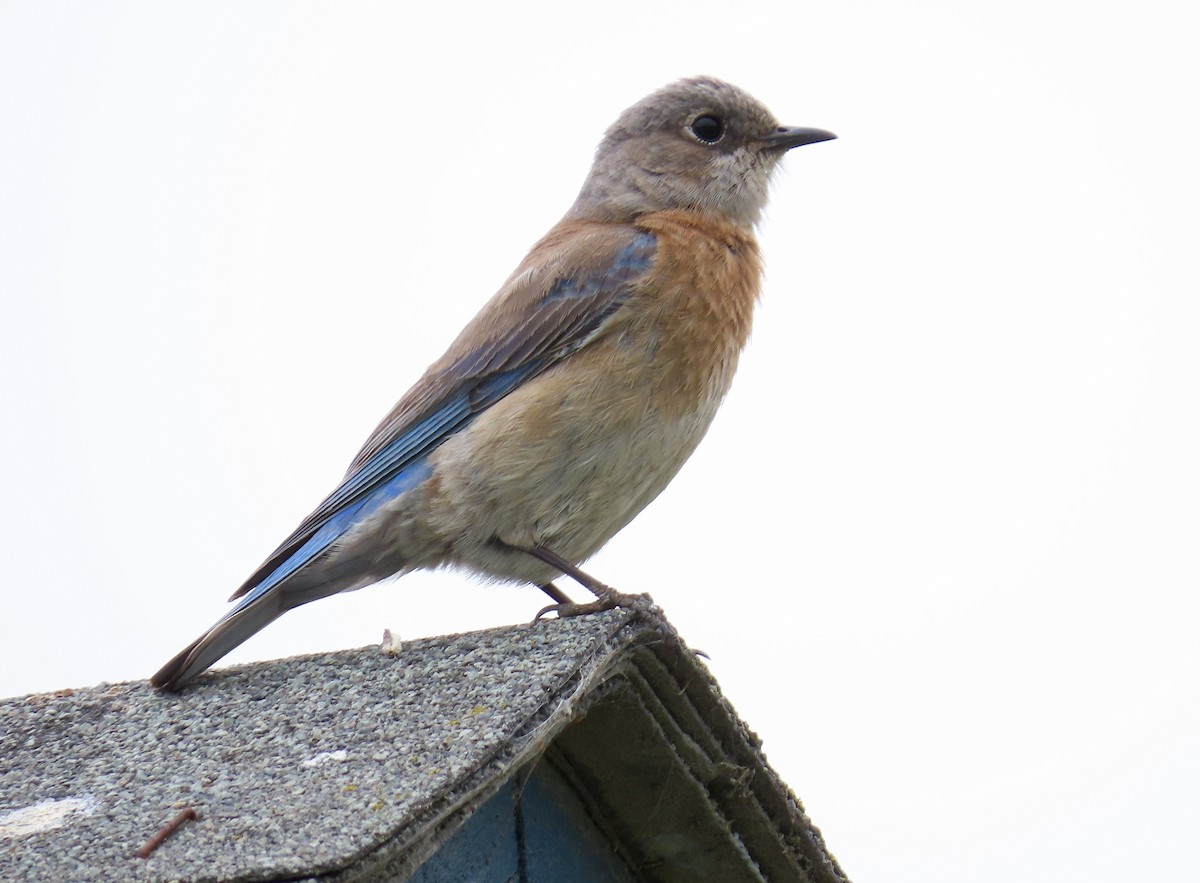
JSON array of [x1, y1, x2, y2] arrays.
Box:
[[229, 223, 657, 602]]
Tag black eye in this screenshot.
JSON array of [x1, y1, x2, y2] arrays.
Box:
[[690, 114, 725, 144]]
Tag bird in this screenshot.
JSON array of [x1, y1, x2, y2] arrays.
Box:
[[151, 76, 835, 691]]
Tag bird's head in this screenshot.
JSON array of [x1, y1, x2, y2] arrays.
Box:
[[572, 76, 835, 227]]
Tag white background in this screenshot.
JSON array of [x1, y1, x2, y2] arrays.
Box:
[[2, 2, 1197, 880]]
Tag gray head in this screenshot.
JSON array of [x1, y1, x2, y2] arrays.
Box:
[[571, 77, 835, 227]]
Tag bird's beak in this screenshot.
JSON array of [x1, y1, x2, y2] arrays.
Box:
[[760, 126, 838, 150]]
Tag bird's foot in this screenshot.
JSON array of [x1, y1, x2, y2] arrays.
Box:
[[533, 591, 655, 622]]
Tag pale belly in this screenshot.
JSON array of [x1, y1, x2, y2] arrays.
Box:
[[418, 349, 732, 584]]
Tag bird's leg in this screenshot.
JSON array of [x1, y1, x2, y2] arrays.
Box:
[[537, 581, 574, 604], [527, 545, 615, 597], [524, 545, 652, 620]]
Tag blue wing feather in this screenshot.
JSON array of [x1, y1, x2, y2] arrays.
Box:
[[231, 459, 435, 612]]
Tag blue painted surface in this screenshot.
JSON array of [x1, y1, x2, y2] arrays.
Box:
[[407, 782, 519, 883], [521, 761, 637, 882], [409, 763, 636, 882]]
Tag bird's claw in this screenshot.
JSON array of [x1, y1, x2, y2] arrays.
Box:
[[531, 591, 655, 623]]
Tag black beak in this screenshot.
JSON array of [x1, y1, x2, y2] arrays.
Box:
[[760, 126, 838, 150]]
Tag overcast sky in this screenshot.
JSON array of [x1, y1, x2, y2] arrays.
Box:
[[2, 2, 1197, 880]]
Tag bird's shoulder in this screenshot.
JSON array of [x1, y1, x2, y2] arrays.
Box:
[[436, 219, 658, 360]]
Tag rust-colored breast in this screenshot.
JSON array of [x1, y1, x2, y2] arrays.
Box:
[[631, 210, 763, 410]]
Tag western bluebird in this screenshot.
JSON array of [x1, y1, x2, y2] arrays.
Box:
[[152, 76, 835, 690]]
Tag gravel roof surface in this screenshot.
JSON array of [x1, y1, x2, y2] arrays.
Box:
[[0, 610, 638, 882]]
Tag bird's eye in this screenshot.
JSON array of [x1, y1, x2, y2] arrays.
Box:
[[689, 114, 725, 144]]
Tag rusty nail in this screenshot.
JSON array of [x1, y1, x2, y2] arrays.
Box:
[[135, 807, 198, 859]]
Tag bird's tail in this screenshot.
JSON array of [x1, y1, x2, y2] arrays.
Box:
[[151, 458, 429, 691], [150, 596, 286, 692]]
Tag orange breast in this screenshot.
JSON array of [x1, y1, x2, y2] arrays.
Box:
[[631, 210, 763, 413]]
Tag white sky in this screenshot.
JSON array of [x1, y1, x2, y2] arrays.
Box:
[[2, 2, 1197, 880]]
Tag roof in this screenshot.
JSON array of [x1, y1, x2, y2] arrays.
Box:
[[0, 609, 847, 882]]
